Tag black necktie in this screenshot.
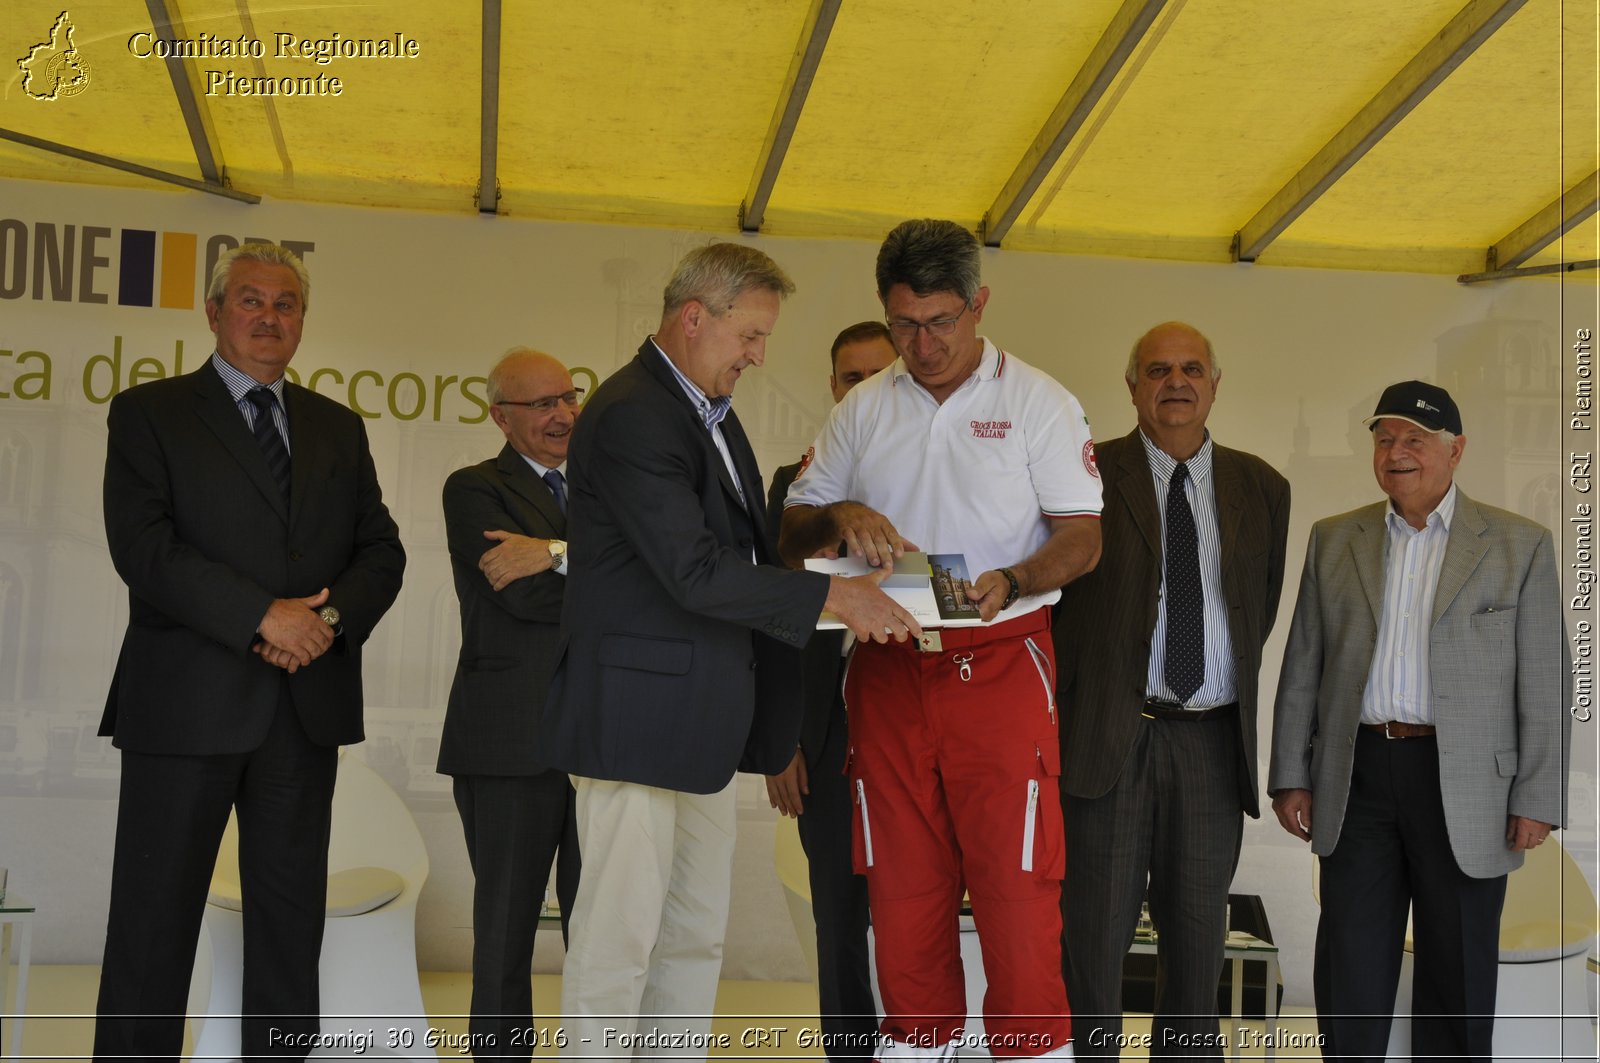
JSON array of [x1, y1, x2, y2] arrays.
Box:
[[1164, 462, 1204, 703], [543, 469, 567, 515], [245, 387, 291, 504]]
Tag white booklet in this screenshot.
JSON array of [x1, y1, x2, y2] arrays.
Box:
[[806, 551, 987, 629]]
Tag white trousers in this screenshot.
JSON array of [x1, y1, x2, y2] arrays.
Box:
[[560, 774, 737, 1062]]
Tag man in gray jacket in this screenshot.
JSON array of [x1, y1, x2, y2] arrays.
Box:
[[1268, 380, 1570, 1062]]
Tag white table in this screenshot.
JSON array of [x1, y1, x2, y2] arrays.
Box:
[[0, 896, 34, 1062], [1127, 930, 1280, 1061]]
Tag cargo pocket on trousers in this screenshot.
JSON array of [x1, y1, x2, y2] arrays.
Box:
[[850, 752, 876, 874], [1024, 741, 1065, 878]]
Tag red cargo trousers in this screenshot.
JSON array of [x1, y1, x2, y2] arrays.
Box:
[[846, 607, 1073, 1061]]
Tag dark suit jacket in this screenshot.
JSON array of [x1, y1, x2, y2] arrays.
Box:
[[766, 458, 847, 772], [543, 342, 829, 795], [438, 443, 567, 776], [1055, 430, 1289, 817], [100, 360, 405, 753]]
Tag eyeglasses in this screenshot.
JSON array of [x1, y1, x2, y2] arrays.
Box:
[[887, 304, 969, 340], [496, 388, 585, 413]]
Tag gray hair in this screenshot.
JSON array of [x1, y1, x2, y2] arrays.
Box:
[[875, 219, 982, 304], [486, 346, 562, 405], [662, 242, 795, 315], [207, 242, 311, 311], [1124, 321, 1221, 385]]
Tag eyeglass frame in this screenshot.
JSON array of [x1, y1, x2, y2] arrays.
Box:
[[494, 387, 585, 414], [885, 302, 970, 340]]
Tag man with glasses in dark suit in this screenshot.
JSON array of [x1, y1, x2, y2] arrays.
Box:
[[439, 347, 583, 1060]]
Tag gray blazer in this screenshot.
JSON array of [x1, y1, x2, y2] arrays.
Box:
[[1267, 489, 1571, 878]]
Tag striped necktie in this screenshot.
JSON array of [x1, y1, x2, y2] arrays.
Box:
[[246, 387, 291, 504]]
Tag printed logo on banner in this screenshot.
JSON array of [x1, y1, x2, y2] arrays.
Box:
[[0, 219, 314, 310], [18, 11, 92, 101]]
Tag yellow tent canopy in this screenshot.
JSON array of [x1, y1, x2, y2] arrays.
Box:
[[3, 0, 1595, 279]]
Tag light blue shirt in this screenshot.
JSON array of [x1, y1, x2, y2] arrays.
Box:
[[1141, 431, 1237, 709], [650, 339, 746, 507], [1361, 483, 1457, 725]]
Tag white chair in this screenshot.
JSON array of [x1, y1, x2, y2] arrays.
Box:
[[188, 750, 434, 1059], [1386, 837, 1598, 1062]]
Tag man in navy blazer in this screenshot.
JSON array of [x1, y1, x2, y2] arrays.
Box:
[[439, 348, 582, 1060], [94, 244, 405, 1059], [542, 243, 915, 1057]]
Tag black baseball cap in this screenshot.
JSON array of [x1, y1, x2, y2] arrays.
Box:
[[1362, 380, 1462, 435]]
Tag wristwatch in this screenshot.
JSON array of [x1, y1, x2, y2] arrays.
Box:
[[547, 539, 568, 574], [317, 605, 342, 635]]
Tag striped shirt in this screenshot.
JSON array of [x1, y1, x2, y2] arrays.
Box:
[[211, 352, 290, 453], [650, 339, 746, 507], [1361, 483, 1457, 726], [1141, 431, 1236, 709]]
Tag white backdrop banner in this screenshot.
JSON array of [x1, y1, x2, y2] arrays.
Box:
[[0, 177, 1593, 1002]]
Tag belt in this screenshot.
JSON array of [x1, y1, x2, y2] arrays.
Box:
[[1140, 699, 1238, 722], [889, 606, 1050, 653], [1362, 721, 1437, 739]]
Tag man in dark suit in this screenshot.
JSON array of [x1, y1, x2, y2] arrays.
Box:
[[1269, 381, 1569, 1061], [439, 348, 583, 1060], [764, 321, 896, 1063], [542, 243, 914, 1058], [1055, 321, 1289, 1057], [95, 243, 405, 1059]]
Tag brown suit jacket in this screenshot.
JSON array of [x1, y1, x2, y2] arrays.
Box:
[[1054, 429, 1289, 817]]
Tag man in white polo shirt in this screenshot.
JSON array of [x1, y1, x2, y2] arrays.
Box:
[[782, 219, 1102, 1061]]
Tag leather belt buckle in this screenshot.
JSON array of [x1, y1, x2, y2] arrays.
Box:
[[1140, 697, 1183, 720], [1365, 721, 1436, 739]]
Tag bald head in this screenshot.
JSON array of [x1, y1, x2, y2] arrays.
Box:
[[487, 347, 579, 468], [1125, 322, 1218, 385], [488, 348, 567, 399], [1126, 321, 1221, 460]]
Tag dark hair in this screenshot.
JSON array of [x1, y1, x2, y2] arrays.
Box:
[[875, 219, 981, 304], [829, 321, 892, 370]]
